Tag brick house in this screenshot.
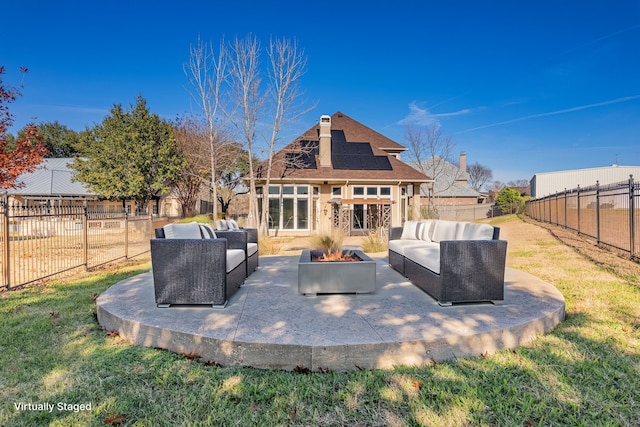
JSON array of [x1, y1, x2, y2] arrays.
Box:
[[419, 151, 487, 206], [254, 112, 431, 236]]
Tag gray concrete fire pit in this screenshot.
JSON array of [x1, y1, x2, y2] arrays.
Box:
[[298, 249, 376, 296]]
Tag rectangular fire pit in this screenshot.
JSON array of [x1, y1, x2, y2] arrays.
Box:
[[298, 249, 376, 296]]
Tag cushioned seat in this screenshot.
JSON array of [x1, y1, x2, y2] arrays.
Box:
[[404, 243, 441, 274], [389, 219, 507, 305], [388, 239, 434, 256], [151, 222, 246, 308], [226, 249, 246, 273]]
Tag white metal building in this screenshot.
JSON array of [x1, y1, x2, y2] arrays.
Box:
[[530, 165, 640, 198]]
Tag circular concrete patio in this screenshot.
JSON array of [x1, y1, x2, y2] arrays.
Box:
[[96, 254, 565, 371]]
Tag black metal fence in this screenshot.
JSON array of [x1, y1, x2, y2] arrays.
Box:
[[525, 176, 638, 259], [0, 202, 153, 290]]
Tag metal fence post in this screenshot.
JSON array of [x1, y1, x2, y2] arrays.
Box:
[[125, 210, 129, 260], [630, 175, 635, 259], [596, 181, 601, 246], [564, 188, 567, 228], [83, 206, 88, 271], [2, 195, 10, 289], [577, 185, 581, 236]]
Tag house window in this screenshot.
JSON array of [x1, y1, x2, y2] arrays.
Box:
[[297, 199, 308, 229], [262, 184, 311, 231], [332, 187, 342, 196], [282, 198, 294, 229], [350, 185, 393, 230], [283, 186, 294, 195], [353, 204, 364, 229]]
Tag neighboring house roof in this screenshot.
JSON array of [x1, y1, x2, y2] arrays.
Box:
[[9, 158, 93, 197], [259, 112, 430, 182], [418, 156, 482, 198]]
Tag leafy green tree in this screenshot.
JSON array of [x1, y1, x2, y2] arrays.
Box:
[[14, 121, 79, 157], [496, 187, 525, 214], [36, 121, 80, 157], [72, 95, 184, 210]]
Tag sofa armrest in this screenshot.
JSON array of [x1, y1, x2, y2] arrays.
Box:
[[151, 238, 229, 305], [244, 228, 258, 244], [440, 240, 507, 275], [215, 230, 248, 250], [439, 240, 507, 302], [389, 227, 403, 241]]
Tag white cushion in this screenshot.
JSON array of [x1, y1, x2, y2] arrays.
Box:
[[227, 219, 240, 230], [163, 222, 202, 239], [199, 224, 217, 239], [461, 223, 495, 240], [247, 242, 258, 256], [401, 220, 424, 240], [418, 220, 434, 241], [404, 244, 441, 274], [389, 239, 434, 256], [215, 220, 228, 230], [431, 220, 463, 242], [226, 249, 245, 273]]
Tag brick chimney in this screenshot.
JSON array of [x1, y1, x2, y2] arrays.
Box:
[[319, 115, 332, 167], [459, 151, 467, 172]]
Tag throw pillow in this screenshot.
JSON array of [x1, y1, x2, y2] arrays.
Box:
[[163, 222, 202, 239], [401, 221, 423, 240], [199, 224, 217, 239]]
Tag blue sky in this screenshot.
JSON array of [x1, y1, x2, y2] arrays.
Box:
[[3, 0, 639, 184]]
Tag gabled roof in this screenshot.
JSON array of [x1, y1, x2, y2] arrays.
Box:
[[9, 158, 93, 197], [417, 156, 482, 198], [259, 112, 430, 182]]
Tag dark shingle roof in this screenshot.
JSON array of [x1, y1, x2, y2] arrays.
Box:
[[260, 112, 430, 182]]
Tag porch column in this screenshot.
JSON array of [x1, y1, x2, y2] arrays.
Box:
[[411, 184, 422, 220]]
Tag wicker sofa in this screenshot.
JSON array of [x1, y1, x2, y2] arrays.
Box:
[[389, 220, 507, 305], [151, 222, 254, 308]]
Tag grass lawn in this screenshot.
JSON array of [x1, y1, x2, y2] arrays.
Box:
[[1, 215, 639, 426]]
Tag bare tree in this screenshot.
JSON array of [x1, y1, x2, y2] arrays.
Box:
[[404, 123, 458, 217], [184, 36, 227, 220], [467, 161, 493, 192], [225, 34, 264, 229], [172, 117, 209, 217], [405, 123, 456, 178], [257, 37, 313, 235]]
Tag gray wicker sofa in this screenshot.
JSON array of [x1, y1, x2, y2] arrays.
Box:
[[151, 222, 250, 308], [389, 220, 507, 306]]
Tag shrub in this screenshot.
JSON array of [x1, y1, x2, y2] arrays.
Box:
[[258, 235, 281, 255], [312, 230, 345, 252], [361, 229, 387, 253]]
